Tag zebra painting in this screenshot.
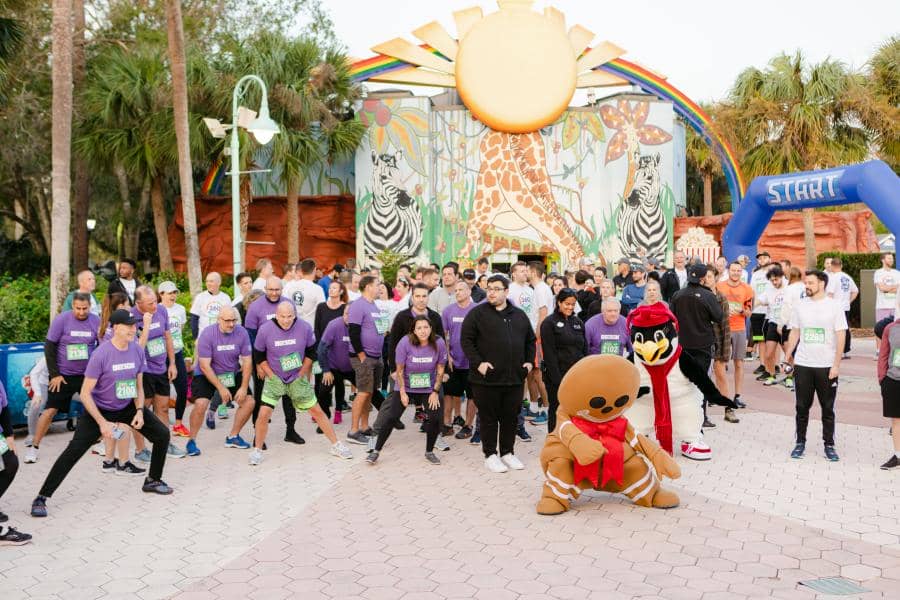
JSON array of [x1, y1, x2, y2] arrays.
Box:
[[617, 152, 667, 264], [362, 151, 423, 258]]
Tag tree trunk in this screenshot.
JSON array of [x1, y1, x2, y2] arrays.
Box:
[[702, 173, 713, 216], [166, 0, 201, 294], [71, 0, 90, 271], [802, 208, 816, 269], [50, 0, 73, 317], [240, 175, 251, 269], [114, 162, 136, 259], [151, 176, 174, 272], [286, 180, 299, 262]]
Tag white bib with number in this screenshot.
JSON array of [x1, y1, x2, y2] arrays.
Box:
[[147, 336, 166, 357], [66, 343, 89, 361], [115, 378, 138, 400], [409, 372, 432, 389]]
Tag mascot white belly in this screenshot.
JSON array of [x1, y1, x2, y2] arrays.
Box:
[[627, 363, 706, 452]]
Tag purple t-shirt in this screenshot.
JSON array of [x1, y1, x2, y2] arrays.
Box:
[[347, 297, 385, 357], [46, 311, 101, 376], [244, 295, 292, 331], [585, 314, 633, 356], [442, 301, 477, 369], [395, 336, 447, 394], [197, 325, 251, 375], [320, 318, 352, 374], [132, 304, 170, 375], [254, 318, 316, 383], [85, 341, 146, 411], [0, 380, 7, 411]]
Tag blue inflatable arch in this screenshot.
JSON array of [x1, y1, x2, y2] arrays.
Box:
[[722, 160, 900, 267]]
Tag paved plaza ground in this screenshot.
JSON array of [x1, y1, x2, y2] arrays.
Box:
[[2, 338, 898, 600]]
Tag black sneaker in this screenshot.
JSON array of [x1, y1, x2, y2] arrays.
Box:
[[30, 497, 47, 518], [455, 425, 472, 439], [824, 445, 840, 462], [414, 409, 426, 423], [284, 430, 306, 444], [394, 420, 405, 430], [453, 416, 465, 428], [0, 511, 7, 523], [142, 478, 174, 495], [66, 418, 76, 432], [117, 461, 146, 476], [366, 450, 379, 465], [102, 459, 119, 473], [755, 371, 772, 381], [790, 443, 805, 459], [753, 364, 766, 375], [0, 527, 33, 546], [315, 427, 323, 434], [361, 428, 375, 437], [441, 424, 454, 437], [880, 455, 899, 470], [734, 394, 747, 409], [424, 451, 441, 465], [702, 418, 716, 428], [517, 426, 532, 442]]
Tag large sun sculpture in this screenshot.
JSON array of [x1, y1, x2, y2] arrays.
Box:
[[365, 0, 641, 264]]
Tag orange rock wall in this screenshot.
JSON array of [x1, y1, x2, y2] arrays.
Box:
[[168, 195, 356, 275], [674, 209, 879, 265]]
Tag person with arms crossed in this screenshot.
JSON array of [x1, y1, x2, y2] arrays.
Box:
[[527, 261, 554, 426], [539, 288, 587, 432], [106, 258, 141, 306], [442, 280, 478, 439], [873, 253, 899, 360]]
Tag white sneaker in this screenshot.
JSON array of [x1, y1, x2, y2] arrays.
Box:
[[24, 447, 38, 464], [434, 435, 450, 452], [500, 453, 525, 470], [331, 441, 353, 460], [485, 454, 508, 473], [249, 448, 263, 466], [91, 442, 105, 456], [24, 436, 33, 448]]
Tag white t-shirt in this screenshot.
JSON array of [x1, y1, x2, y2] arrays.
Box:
[[121, 278, 137, 302], [873, 268, 900, 311], [779, 282, 806, 328], [750, 270, 771, 314], [166, 302, 188, 353], [508, 282, 537, 330], [348, 290, 361, 301], [788, 296, 848, 368], [825, 271, 858, 312], [283, 278, 325, 326], [757, 284, 786, 324], [252, 277, 266, 291], [532, 280, 555, 320], [190, 291, 232, 335], [673, 268, 688, 290]]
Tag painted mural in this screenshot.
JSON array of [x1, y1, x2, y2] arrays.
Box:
[[355, 93, 682, 268]]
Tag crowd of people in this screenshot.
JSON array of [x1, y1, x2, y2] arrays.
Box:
[[0, 249, 896, 547]]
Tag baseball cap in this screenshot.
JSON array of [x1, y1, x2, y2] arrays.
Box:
[[616, 257, 630, 265], [756, 251, 770, 259], [578, 257, 593, 266], [631, 263, 646, 272], [687, 263, 708, 283], [109, 309, 137, 326], [462, 268, 476, 279], [158, 281, 178, 294], [646, 257, 660, 267]]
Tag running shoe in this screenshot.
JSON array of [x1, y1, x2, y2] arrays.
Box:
[[485, 454, 508, 473], [333, 410, 343, 425], [434, 435, 450, 452], [23, 447, 38, 464], [0, 511, 6, 523], [91, 442, 105, 456], [102, 459, 119, 474], [330, 441, 353, 460], [724, 409, 740, 423], [702, 418, 716, 428], [117, 461, 145, 475], [66, 418, 75, 432], [24, 436, 33, 448], [452, 416, 465, 428], [134, 449, 152, 463], [167, 443, 186, 458], [217, 405, 228, 419], [516, 426, 532, 442], [142, 478, 174, 494], [424, 452, 441, 465], [0, 527, 33, 546], [755, 371, 772, 381], [523, 407, 541, 421], [441, 424, 454, 437], [470, 430, 481, 444], [172, 424, 190, 437], [361, 427, 375, 437], [248, 448, 263, 466], [205, 410, 216, 430], [30, 497, 47, 518], [790, 443, 805, 459], [394, 420, 405, 430], [455, 425, 472, 439], [880, 455, 899, 470], [284, 430, 305, 444], [185, 439, 201, 456], [824, 445, 840, 462], [500, 453, 525, 470], [225, 435, 250, 449], [346, 431, 369, 445], [532, 411, 548, 425], [762, 375, 777, 386], [782, 376, 795, 390], [366, 450, 379, 465], [733, 395, 747, 409]]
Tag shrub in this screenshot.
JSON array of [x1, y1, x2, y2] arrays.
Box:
[[0, 276, 51, 343], [816, 251, 884, 328]]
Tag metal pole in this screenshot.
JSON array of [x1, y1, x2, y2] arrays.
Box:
[[231, 80, 242, 284]]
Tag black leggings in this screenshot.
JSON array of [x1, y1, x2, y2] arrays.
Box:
[[171, 351, 188, 421], [0, 450, 19, 500], [316, 370, 352, 417], [545, 381, 560, 433], [470, 384, 524, 458], [374, 391, 441, 452], [39, 404, 170, 497], [251, 361, 296, 427], [794, 365, 837, 446]]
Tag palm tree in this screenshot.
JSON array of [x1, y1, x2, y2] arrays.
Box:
[[723, 52, 870, 268], [49, 0, 73, 316], [864, 37, 900, 171], [685, 126, 721, 216], [0, 0, 25, 103], [166, 0, 202, 294]]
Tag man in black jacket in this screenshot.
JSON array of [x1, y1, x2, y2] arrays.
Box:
[[106, 258, 141, 306], [669, 263, 725, 427], [660, 250, 688, 302], [461, 274, 536, 474]]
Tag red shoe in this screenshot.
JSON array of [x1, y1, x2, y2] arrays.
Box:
[[333, 411, 343, 425], [172, 424, 190, 438]]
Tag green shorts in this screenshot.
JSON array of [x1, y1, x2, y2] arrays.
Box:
[[261, 376, 316, 411]]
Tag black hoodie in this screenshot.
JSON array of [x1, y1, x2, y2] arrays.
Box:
[[461, 301, 536, 387]]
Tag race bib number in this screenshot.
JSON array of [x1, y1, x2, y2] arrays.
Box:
[[218, 372, 236, 388], [756, 283, 766, 293], [147, 336, 166, 357], [66, 343, 89, 361], [206, 303, 221, 319], [409, 372, 432, 389], [312, 361, 322, 375], [892, 348, 900, 369], [172, 330, 184, 353], [375, 315, 390, 335], [115, 378, 138, 400], [802, 328, 826, 345], [279, 352, 302, 372], [600, 341, 621, 355], [0, 434, 8, 455]]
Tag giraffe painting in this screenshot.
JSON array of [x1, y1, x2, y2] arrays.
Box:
[[461, 129, 587, 266]]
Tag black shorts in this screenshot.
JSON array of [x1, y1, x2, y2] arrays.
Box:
[[443, 368, 472, 398], [191, 372, 244, 400], [750, 313, 766, 342], [46, 374, 85, 412], [881, 376, 900, 418], [142, 372, 170, 398], [764, 322, 787, 344]]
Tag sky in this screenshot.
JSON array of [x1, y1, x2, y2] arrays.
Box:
[[326, 0, 899, 104]]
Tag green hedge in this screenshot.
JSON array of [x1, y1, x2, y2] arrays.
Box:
[[816, 251, 884, 328]]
